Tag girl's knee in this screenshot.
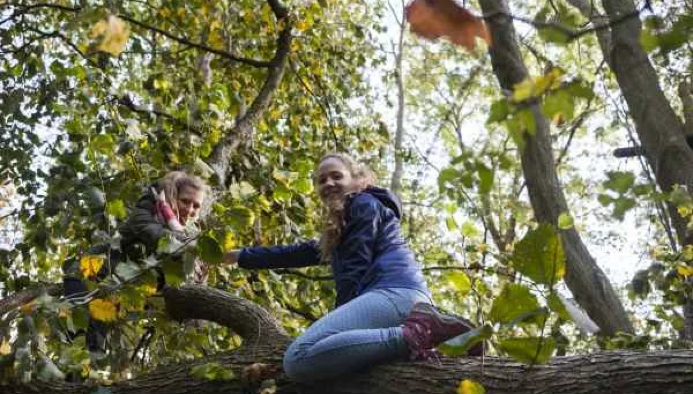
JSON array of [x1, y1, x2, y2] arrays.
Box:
[[282, 350, 311, 383]]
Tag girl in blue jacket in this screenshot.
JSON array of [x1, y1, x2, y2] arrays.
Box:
[[223, 153, 481, 382]]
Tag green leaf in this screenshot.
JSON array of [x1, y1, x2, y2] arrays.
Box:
[[446, 216, 458, 231], [477, 164, 494, 195], [190, 362, 236, 381], [162, 259, 184, 287], [224, 206, 255, 229], [114, 262, 142, 281], [538, 26, 570, 44], [197, 235, 223, 264], [91, 134, 115, 155], [438, 168, 459, 193], [498, 337, 555, 364], [106, 199, 127, 219], [512, 224, 566, 285], [273, 183, 292, 202], [157, 233, 185, 254], [557, 212, 574, 230], [542, 89, 575, 122], [487, 100, 509, 124], [461, 221, 479, 238], [489, 283, 540, 324], [517, 109, 536, 135], [604, 171, 635, 194], [294, 177, 314, 194], [72, 306, 90, 331], [446, 271, 471, 296], [547, 293, 571, 321], [439, 324, 492, 356], [612, 197, 636, 221]]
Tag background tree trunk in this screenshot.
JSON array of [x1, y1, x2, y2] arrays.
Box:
[[478, 0, 633, 336]]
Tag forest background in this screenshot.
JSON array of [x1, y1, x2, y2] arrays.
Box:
[[0, 0, 692, 393]]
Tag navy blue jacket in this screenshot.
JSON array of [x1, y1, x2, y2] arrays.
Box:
[[238, 186, 430, 306]]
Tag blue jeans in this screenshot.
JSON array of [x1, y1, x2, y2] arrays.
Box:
[[283, 287, 432, 382]]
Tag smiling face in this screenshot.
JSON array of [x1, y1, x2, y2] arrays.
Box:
[[175, 185, 204, 224], [316, 157, 359, 202]]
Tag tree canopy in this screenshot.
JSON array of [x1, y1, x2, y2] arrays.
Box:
[[1, 0, 692, 393]]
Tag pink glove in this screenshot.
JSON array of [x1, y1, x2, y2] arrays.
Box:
[[152, 187, 184, 232]]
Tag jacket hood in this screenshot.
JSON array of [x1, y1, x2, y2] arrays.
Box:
[[363, 186, 403, 219]]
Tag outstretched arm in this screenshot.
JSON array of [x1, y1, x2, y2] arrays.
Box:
[[223, 240, 321, 269]]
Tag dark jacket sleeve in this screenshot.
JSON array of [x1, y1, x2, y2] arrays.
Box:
[[238, 240, 321, 269], [119, 192, 176, 258], [337, 195, 381, 269]]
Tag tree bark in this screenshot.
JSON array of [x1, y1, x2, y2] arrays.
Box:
[[478, 0, 633, 336], [390, 4, 406, 195], [599, 0, 693, 246], [2, 285, 693, 394]]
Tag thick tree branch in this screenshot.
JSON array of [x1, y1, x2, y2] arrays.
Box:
[[163, 285, 288, 346], [2, 350, 693, 394], [118, 14, 273, 68], [484, 0, 649, 43], [0, 283, 62, 317], [207, 18, 293, 186]]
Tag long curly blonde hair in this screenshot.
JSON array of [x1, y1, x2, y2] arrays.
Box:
[[317, 153, 376, 261]]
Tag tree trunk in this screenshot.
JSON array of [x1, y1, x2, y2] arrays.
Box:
[[2, 285, 693, 394], [478, 0, 633, 336], [390, 5, 406, 195], [599, 0, 693, 246]]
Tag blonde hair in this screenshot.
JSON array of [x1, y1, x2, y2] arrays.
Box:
[[157, 171, 207, 215], [317, 153, 376, 261]]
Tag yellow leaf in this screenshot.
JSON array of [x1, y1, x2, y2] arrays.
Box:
[[138, 283, 157, 296], [512, 78, 534, 102], [177, 7, 186, 19], [457, 379, 486, 394], [0, 339, 10, 355], [296, 20, 309, 32], [512, 69, 564, 103], [209, 31, 224, 49], [20, 301, 36, 315], [677, 263, 693, 277], [243, 12, 253, 23], [80, 255, 104, 278], [223, 231, 237, 251], [90, 20, 108, 38], [678, 205, 692, 218], [92, 15, 130, 56], [58, 308, 69, 318], [89, 298, 118, 322], [684, 245, 693, 261]]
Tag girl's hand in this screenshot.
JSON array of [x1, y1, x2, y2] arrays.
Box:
[[222, 250, 239, 266]]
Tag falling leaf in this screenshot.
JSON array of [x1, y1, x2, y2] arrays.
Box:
[[90, 15, 130, 56], [405, 0, 491, 50], [80, 255, 104, 279], [89, 298, 118, 322]]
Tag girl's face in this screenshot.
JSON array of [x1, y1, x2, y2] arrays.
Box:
[[176, 186, 204, 224], [316, 157, 359, 202]]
